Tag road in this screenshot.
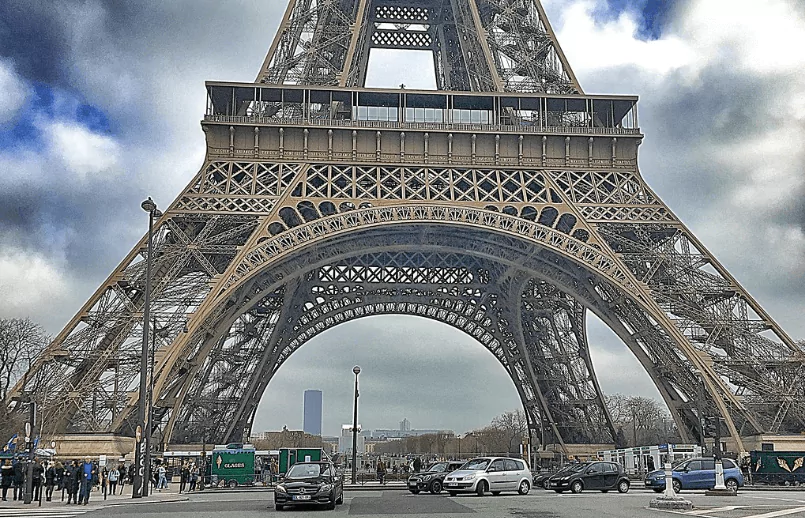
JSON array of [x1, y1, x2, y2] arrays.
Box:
[[2, 489, 805, 518]]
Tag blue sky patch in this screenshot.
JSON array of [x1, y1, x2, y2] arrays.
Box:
[[593, 0, 673, 40], [0, 83, 113, 149]]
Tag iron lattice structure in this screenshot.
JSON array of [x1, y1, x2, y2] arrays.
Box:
[[10, 0, 805, 451]]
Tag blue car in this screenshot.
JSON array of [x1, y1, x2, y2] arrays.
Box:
[[644, 457, 744, 493]]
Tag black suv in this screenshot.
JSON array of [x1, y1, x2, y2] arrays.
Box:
[[274, 462, 344, 511], [548, 461, 630, 494], [408, 461, 465, 494]]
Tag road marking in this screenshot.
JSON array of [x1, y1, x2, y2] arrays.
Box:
[[740, 506, 805, 518], [686, 506, 743, 515]]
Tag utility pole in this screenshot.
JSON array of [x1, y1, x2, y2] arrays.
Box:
[[23, 400, 36, 504]]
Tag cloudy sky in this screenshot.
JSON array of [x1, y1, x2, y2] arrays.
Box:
[[1, 0, 804, 438]]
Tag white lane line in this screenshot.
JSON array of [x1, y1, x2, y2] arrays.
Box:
[[745, 495, 805, 505], [686, 506, 743, 515], [740, 506, 805, 518]]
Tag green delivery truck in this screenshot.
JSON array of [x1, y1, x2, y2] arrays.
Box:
[[749, 450, 805, 486], [211, 444, 256, 488]]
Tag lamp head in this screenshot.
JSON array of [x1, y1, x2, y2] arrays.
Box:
[[141, 197, 157, 213], [353, 365, 361, 375]]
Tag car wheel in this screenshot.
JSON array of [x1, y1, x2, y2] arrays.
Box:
[[409, 489, 420, 494], [518, 480, 530, 495], [542, 479, 550, 490], [725, 479, 738, 492], [571, 480, 583, 494], [448, 491, 457, 497], [336, 492, 343, 505], [672, 479, 682, 493], [617, 480, 629, 494], [430, 480, 442, 494], [275, 504, 283, 511], [653, 488, 663, 493], [476, 480, 488, 496], [228, 480, 237, 489]]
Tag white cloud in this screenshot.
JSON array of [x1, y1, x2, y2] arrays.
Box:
[[0, 59, 28, 124], [44, 120, 120, 178], [0, 251, 69, 316]]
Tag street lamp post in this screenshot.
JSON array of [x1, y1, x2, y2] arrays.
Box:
[[351, 365, 361, 484], [134, 197, 160, 498]]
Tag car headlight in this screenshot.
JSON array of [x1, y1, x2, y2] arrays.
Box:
[[422, 475, 432, 481], [275, 484, 287, 493], [463, 474, 476, 481], [320, 484, 333, 492], [560, 477, 570, 481]]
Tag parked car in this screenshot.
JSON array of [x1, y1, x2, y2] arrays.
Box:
[[644, 457, 744, 493], [548, 461, 630, 494], [274, 461, 344, 511], [408, 461, 465, 494], [443, 457, 532, 496], [533, 465, 573, 490]]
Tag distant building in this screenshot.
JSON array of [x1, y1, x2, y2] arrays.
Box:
[[400, 418, 411, 432], [338, 424, 365, 454], [303, 390, 323, 436], [371, 428, 452, 439]]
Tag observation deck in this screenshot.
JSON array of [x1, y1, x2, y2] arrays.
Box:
[[203, 82, 642, 169]]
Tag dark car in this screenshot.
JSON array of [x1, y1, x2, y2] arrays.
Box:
[[408, 461, 465, 494], [274, 462, 344, 511], [534, 465, 573, 490], [548, 461, 630, 494]]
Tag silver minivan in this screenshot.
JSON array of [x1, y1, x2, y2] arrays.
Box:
[[443, 457, 532, 496]]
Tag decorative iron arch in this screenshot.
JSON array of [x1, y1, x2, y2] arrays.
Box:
[[149, 212, 759, 449]]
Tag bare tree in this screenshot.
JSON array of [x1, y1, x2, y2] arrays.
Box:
[[491, 410, 528, 455], [0, 317, 50, 441], [604, 393, 678, 447]]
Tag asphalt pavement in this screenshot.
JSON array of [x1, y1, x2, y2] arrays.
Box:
[[3, 486, 805, 518]]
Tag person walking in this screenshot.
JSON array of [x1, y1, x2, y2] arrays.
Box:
[[188, 463, 198, 492], [179, 462, 189, 493], [108, 465, 119, 496], [78, 458, 94, 505], [54, 461, 65, 501], [1, 459, 13, 501], [11, 459, 24, 501], [32, 458, 44, 502], [376, 459, 385, 485], [65, 460, 79, 504], [156, 464, 168, 491], [45, 461, 56, 501]]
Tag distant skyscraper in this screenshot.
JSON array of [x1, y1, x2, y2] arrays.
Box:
[[400, 418, 410, 432], [303, 390, 323, 436]]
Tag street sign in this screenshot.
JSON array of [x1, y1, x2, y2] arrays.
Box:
[[99, 454, 107, 467], [25, 423, 31, 437]]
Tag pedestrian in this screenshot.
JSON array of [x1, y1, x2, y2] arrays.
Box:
[[12, 458, 24, 501], [413, 456, 422, 473], [78, 457, 94, 505], [32, 457, 44, 502], [54, 461, 65, 501], [45, 461, 57, 501], [189, 463, 198, 492], [180, 462, 189, 493], [65, 460, 79, 504], [127, 463, 135, 493], [156, 463, 168, 491], [1, 459, 13, 501], [108, 465, 119, 496], [376, 459, 385, 485]]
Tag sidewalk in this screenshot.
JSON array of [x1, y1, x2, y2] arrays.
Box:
[[0, 487, 187, 511]]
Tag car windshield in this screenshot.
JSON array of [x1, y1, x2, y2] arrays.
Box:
[[555, 464, 575, 474], [427, 463, 447, 473], [286, 463, 323, 479], [460, 458, 490, 471]]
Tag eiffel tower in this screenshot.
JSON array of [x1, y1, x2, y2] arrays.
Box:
[[10, 0, 805, 453]]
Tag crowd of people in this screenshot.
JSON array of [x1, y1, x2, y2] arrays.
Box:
[[0, 457, 207, 504]]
